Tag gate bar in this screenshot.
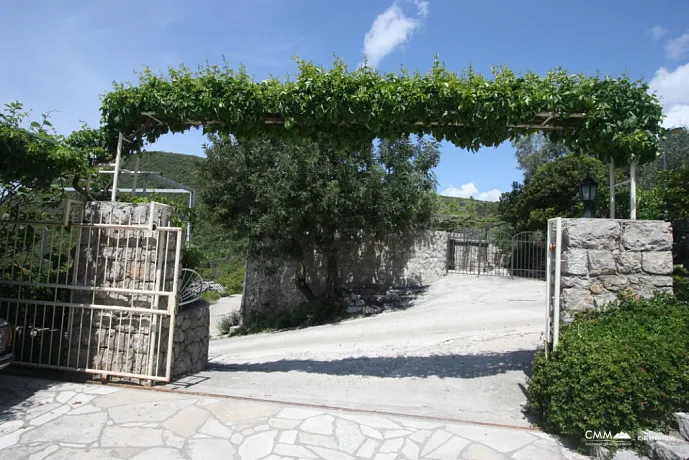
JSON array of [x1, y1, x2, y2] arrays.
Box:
[[553, 218, 562, 350]]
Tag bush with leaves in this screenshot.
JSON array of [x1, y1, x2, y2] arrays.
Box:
[[528, 292, 689, 441]]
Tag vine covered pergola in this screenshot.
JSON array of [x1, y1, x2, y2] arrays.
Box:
[[100, 57, 665, 217]]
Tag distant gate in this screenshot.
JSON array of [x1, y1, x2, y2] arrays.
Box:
[[447, 227, 546, 279]]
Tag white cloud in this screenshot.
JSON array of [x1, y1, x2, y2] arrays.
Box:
[[440, 183, 502, 202], [649, 62, 689, 129], [647, 25, 668, 41], [663, 104, 689, 128], [362, 0, 429, 68], [666, 33, 689, 60]]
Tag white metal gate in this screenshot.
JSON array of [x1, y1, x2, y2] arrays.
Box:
[[545, 217, 563, 356], [0, 199, 183, 382]]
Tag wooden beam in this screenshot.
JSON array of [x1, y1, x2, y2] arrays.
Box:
[[140, 110, 587, 131]]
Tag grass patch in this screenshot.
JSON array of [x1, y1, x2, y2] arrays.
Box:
[[217, 311, 242, 335], [201, 290, 222, 304]]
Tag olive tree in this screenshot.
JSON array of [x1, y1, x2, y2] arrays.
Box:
[[200, 136, 440, 301]]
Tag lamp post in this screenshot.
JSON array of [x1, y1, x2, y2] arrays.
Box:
[[579, 171, 598, 218]]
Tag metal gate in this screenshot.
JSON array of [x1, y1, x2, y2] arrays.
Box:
[[0, 199, 183, 382], [544, 218, 563, 355], [447, 227, 546, 279]]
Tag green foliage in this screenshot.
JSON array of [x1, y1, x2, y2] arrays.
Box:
[[233, 298, 348, 336], [1, 103, 86, 199], [431, 195, 500, 230], [200, 136, 439, 299], [528, 293, 689, 441], [637, 127, 689, 188], [674, 266, 689, 301], [498, 154, 612, 231], [101, 58, 663, 166], [201, 290, 221, 304], [217, 311, 242, 335], [513, 132, 569, 181]]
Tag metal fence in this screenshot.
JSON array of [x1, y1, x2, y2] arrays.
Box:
[[0, 199, 183, 382], [447, 227, 546, 279]]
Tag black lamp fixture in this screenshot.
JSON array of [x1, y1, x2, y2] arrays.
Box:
[[579, 170, 598, 218]]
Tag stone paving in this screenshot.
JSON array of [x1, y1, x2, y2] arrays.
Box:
[[0, 375, 589, 459]]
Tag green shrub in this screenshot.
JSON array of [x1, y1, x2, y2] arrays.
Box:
[[527, 293, 689, 441], [217, 311, 242, 335], [201, 290, 221, 304]]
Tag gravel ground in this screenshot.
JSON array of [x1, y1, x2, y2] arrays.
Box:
[[169, 275, 546, 428]]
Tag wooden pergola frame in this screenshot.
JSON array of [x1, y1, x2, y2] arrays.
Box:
[[110, 110, 636, 220]]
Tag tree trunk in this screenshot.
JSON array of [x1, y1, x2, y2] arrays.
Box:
[[324, 245, 339, 300], [295, 260, 316, 302]]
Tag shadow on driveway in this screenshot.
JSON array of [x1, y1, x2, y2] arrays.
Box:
[[207, 349, 537, 380], [0, 373, 59, 424]]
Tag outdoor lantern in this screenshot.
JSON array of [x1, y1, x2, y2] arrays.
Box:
[[579, 170, 598, 218]]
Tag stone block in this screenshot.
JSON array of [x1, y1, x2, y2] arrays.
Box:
[[563, 219, 621, 250], [561, 288, 595, 312], [615, 251, 642, 274], [674, 413, 689, 442], [561, 276, 588, 289], [599, 275, 629, 292], [622, 221, 672, 251], [588, 251, 617, 276], [563, 249, 589, 276], [636, 275, 673, 288], [594, 293, 617, 310], [642, 251, 674, 275]]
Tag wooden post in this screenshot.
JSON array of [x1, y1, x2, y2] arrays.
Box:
[[131, 154, 140, 196], [609, 159, 615, 219], [630, 162, 637, 220], [111, 132, 124, 202]]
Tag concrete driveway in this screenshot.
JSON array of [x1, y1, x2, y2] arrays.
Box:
[[172, 275, 546, 428]]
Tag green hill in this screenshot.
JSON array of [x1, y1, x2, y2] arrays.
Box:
[[120, 151, 202, 191]]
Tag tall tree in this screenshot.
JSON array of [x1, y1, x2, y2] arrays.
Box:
[[512, 132, 569, 182], [637, 127, 689, 188], [200, 137, 440, 301], [498, 154, 611, 232]]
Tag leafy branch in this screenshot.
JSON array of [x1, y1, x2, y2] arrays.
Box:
[[101, 57, 664, 166]]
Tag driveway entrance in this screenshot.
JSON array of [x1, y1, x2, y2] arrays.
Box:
[[172, 276, 546, 428]]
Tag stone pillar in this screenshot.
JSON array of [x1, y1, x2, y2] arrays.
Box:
[[64, 201, 208, 381], [560, 219, 674, 322]]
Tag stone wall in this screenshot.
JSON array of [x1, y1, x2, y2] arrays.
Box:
[[170, 302, 210, 379], [560, 219, 674, 322], [243, 231, 448, 320]]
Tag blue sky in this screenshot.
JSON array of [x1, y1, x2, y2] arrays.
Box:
[[2, 0, 689, 200]]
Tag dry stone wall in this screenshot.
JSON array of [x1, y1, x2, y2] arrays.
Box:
[[243, 231, 448, 320], [560, 219, 674, 322]]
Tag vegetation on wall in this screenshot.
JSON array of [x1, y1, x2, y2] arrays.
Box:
[[200, 136, 440, 301], [100, 58, 664, 168]]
